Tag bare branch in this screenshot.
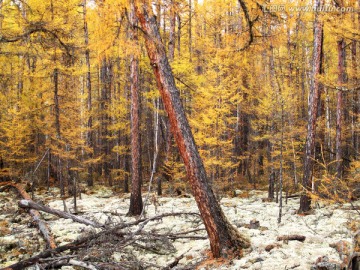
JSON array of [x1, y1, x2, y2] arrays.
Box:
[[0, 25, 73, 57], [237, 0, 259, 51], [18, 199, 105, 228]]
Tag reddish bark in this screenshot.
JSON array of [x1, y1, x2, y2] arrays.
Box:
[[135, 2, 250, 257]]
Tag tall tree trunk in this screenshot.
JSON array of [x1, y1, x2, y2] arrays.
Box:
[[53, 68, 64, 196], [351, 41, 359, 158], [100, 59, 112, 186], [299, 0, 324, 213], [356, 0, 360, 160], [141, 97, 160, 216], [336, 39, 345, 179], [135, 2, 250, 257], [128, 0, 143, 216], [268, 44, 277, 200], [83, 0, 94, 186]]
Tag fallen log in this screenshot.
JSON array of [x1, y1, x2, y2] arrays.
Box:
[[18, 199, 104, 228], [277, 235, 306, 242], [1, 181, 56, 249]]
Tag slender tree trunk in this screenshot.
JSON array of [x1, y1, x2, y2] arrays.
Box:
[[83, 0, 94, 186], [124, 67, 131, 194], [177, 14, 181, 57], [54, 68, 61, 139], [53, 68, 64, 196], [299, 0, 324, 213], [268, 44, 277, 201], [325, 87, 332, 161], [336, 39, 345, 179], [278, 103, 284, 223], [124, 153, 130, 193], [168, 0, 175, 61], [128, 0, 143, 216], [351, 41, 358, 158], [140, 97, 160, 216], [231, 91, 241, 181], [99, 59, 112, 186], [291, 139, 298, 185], [158, 113, 172, 195], [188, 0, 192, 61], [135, 2, 250, 257], [47, 150, 51, 190], [300, 41, 307, 119]]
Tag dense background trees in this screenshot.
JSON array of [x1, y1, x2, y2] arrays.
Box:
[[0, 0, 359, 205]]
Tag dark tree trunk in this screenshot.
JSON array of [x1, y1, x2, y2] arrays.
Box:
[[157, 112, 172, 196], [53, 68, 61, 139], [238, 112, 250, 176], [336, 39, 345, 179], [83, 0, 94, 187], [124, 151, 130, 193], [232, 93, 241, 179], [53, 68, 64, 196], [351, 41, 358, 159], [128, 0, 143, 216], [299, 0, 324, 213], [157, 176, 162, 196], [135, 2, 250, 258], [266, 128, 275, 200], [99, 58, 113, 186]]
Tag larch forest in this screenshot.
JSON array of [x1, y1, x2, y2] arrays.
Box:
[[0, 0, 359, 269]]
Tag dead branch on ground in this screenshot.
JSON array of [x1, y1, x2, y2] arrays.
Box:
[[277, 235, 306, 242], [1, 212, 202, 270], [0, 181, 56, 249], [18, 199, 104, 228]]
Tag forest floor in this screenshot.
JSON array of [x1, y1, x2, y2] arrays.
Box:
[[0, 185, 359, 270]]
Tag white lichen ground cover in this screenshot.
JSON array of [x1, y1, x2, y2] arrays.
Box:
[[0, 187, 359, 269]]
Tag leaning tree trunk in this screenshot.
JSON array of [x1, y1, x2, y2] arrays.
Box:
[[299, 0, 324, 214], [128, 0, 143, 216], [135, 1, 250, 258]]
